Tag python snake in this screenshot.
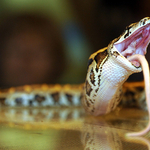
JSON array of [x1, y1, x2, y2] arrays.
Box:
[[0, 17, 150, 137]]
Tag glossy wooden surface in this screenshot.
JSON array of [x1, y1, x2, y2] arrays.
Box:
[[0, 107, 149, 150]]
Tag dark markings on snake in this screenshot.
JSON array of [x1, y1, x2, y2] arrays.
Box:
[[87, 58, 93, 70], [89, 139, 94, 145], [85, 80, 92, 96], [95, 88, 99, 93], [0, 97, 6, 105], [51, 92, 59, 103], [66, 93, 73, 104], [89, 99, 94, 104], [90, 68, 95, 85], [124, 26, 132, 39], [113, 51, 120, 57], [29, 100, 33, 105], [98, 75, 101, 86], [91, 108, 95, 112], [94, 50, 108, 72], [15, 97, 23, 105], [34, 94, 45, 103], [86, 99, 90, 107], [143, 19, 147, 25]]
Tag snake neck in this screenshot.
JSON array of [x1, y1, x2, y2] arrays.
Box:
[[82, 45, 142, 116]]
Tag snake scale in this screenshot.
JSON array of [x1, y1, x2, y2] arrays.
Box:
[[0, 17, 150, 137]]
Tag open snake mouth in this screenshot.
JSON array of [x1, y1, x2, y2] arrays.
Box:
[[114, 24, 150, 67]]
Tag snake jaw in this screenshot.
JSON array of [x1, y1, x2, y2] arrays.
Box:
[[114, 22, 150, 67]]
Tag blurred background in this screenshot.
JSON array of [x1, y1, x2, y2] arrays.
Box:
[[0, 1, 150, 149], [0, 0, 149, 87]]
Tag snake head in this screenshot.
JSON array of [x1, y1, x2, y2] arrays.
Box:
[[112, 17, 150, 68]]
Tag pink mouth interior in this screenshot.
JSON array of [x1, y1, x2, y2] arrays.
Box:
[[114, 24, 150, 67]]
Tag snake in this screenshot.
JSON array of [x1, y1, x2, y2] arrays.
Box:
[[0, 17, 150, 137]]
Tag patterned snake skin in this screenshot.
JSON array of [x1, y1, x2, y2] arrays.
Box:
[[0, 81, 146, 110], [0, 17, 150, 136]]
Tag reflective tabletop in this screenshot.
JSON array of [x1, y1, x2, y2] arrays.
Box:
[[0, 107, 150, 150]]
